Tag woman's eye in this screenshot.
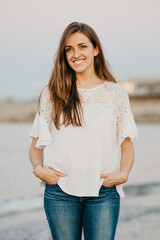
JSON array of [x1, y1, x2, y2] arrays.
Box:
[[65, 48, 72, 52], [80, 45, 87, 49]]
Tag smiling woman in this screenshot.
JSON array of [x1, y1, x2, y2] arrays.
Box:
[[29, 22, 139, 240], [65, 33, 99, 74]]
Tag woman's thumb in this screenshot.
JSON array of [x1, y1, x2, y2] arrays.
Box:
[[55, 171, 67, 177]]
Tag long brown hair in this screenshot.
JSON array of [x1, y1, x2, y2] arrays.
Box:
[[39, 22, 117, 130]]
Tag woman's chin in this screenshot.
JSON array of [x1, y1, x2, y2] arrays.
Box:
[[73, 67, 87, 74]]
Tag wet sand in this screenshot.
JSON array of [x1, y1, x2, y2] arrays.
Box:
[[0, 187, 160, 240]]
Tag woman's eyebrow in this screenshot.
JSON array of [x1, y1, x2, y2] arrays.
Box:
[[65, 42, 87, 48]]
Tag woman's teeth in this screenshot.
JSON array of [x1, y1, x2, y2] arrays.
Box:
[[73, 60, 85, 65]]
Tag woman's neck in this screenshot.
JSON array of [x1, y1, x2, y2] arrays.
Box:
[[76, 69, 103, 87]]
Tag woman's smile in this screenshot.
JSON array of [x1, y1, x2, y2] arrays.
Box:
[[73, 59, 85, 65]]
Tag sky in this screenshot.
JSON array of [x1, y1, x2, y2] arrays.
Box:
[[0, 0, 160, 100]]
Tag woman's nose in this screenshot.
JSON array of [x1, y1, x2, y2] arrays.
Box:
[[73, 48, 81, 58]]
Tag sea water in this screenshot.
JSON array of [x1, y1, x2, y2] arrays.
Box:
[[0, 123, 160, 240]]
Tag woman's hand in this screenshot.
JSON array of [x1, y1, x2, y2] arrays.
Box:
[[34, 165, 67, 185], [100, 172, 128, 187]]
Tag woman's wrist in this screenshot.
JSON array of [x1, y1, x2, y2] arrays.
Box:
[[33, 165, 44, 177], [120, 171, 128, 183], [33, 162, 43, 170]]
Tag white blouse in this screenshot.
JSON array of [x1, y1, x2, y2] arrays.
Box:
[[29, 81, 139, 198]]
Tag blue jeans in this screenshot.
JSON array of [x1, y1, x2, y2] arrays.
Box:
[[44, 183, 120, 240]]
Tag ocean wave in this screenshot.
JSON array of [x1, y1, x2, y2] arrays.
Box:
[[124, 181, 160, 197], [120, 205, 160, 222], [0, 181, 160, 218], [0, 194, 43, 217]]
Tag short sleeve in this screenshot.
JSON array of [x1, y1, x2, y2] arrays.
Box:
[[29, 86, 53, 150], [116, 84, 139, 149]]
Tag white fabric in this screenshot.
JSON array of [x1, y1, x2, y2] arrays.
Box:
[[29, 81, 139, 198], [29, 113, 52, 149]]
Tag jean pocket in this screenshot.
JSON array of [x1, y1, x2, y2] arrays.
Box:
[[101, 184, 116, 190], [100, 185, 119, 199], [46, 183, 58, 186]]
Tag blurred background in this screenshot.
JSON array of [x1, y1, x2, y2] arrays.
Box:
[[0, 0, 160, 239]]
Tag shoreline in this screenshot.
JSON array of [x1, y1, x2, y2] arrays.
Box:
[[1, 97, 160, 123]]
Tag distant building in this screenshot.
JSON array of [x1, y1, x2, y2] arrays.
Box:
[[121, 77, 160, 98]]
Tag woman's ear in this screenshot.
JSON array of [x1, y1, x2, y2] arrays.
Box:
[[94, 46, 99, 57]]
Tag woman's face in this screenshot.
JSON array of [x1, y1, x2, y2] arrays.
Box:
[[65, 32, 99, 74]]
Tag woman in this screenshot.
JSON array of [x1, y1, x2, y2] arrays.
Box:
[[29, 22, 138, 240]]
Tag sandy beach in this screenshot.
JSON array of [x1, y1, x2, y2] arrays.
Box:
[[0, 190, 160, 240], [1, 97, 160, 123]]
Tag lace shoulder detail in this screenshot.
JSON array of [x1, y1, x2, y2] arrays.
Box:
[[78, 81, 131, 125], [110, 82, 131, 125], [39, 86, 53, 129]]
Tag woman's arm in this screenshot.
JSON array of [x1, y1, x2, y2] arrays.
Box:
[[29, 138, 43, 170], [100, 137, 135, 187], [120, 137, 135, 181], [29, 138, 67, 184]]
